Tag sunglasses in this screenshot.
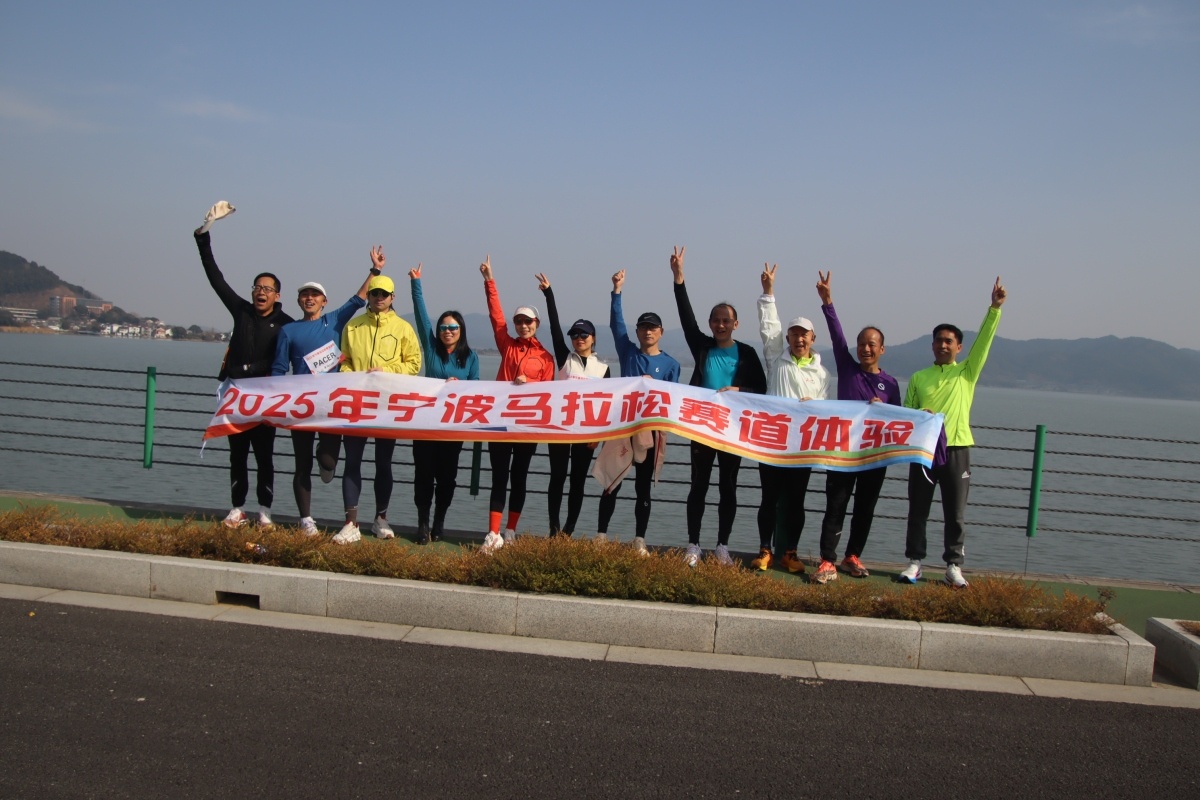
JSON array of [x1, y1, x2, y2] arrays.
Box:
[[251, 284, 277, 294], [368, 289, 392, 298], [513, 317, 535, 325], [437, 324, 460, 332], [569, 332, 591, 339]]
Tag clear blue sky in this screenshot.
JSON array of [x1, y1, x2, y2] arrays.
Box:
[[2, 1, 1197, 347]]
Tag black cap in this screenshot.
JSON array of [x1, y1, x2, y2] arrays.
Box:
[[636, 312, 663, 329], [567, 319, 596, 337]]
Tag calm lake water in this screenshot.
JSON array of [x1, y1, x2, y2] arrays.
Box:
[[1, 332, 1197, 584]]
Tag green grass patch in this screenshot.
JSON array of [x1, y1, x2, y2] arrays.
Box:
[[0, 507, 1112, 635]]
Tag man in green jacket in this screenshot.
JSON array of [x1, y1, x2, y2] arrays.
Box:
[[900, 277, 1008, 588]]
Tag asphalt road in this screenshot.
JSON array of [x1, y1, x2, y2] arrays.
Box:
[[2, 597, 1196, 799]]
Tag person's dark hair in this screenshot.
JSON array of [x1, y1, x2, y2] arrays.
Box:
[[435, 310, 472, 368], [933, 323, 963, 344], [858, 326, 886, 346], [709, 302, 738, 322], [254, 272, 281, 293]]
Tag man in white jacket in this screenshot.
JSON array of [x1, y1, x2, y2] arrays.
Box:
[[755, 264, 829, 577]]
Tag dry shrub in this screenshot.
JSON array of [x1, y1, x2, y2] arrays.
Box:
[[0, 508, 1110, 634], [1179, 620, 1200, 637]]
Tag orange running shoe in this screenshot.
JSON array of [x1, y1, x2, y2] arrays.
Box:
[[813, 560, 838, 584], [780, 550, 806, 574], [750, 548, 773, 571], [840, 554, 870, 578]]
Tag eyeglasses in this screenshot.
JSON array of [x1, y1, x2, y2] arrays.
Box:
[[513, 317, 535, 326], [569, 332, 591, 340], [437, 324, 460, 332], [368, 290, 392, 298], [251, 284, 277, 294]]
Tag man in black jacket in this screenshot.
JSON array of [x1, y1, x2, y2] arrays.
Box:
[[194, 209, 294, 529], [670, 246, 767, 566]]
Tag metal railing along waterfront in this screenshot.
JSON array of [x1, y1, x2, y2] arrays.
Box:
[[2, 361, 1198, 577]]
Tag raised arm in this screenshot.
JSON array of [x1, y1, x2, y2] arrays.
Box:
[[670, 245, 710, 355], [817, 270, 855, 376], [481, 255, 514, 350], [193, 231, 244, 315], [964, 276, 1006, 381], [757, 263, 784, 363], [609, 269, 635, 361], [409, 263, 434, 363], [537, 272, 570, 367]]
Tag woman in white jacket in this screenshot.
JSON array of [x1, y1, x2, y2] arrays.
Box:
[[755, 263, 829, 577]]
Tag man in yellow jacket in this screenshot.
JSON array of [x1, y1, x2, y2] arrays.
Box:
[[333, 271, 422, 544]]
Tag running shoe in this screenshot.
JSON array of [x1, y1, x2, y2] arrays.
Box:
[[222, 508, 247, 529], [503, 528, 517, 543], [684, 543, 702, 567], [332, 522, 361, 545], [813, 560, 838, 584], [840, 554, 870, 578], [944, 564, 969, 589], [257, 511, 273, 529], [631, 536, 649, 556], [750, 548, 773, 571], [898, 560, 922, 584], [781, 550, 806, 574], [299, 517, 319, 537], [594, 532, 608, 543], [481, 531, 504, 554], [714, 544, 734, 566], [372, 515, 395, 540]]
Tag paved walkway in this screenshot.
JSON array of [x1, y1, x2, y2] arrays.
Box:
[[2, 588, 1198, 799]]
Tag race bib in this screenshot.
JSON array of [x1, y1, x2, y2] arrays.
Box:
[[304, 341, 342, 374]]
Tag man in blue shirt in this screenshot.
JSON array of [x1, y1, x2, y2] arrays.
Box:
[[595, 268, 681, 551], [270, 247, 380, 534]]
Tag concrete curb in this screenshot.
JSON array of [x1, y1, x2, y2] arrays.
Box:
[[0, 540, 1155, 686], [1145, 618, 1200, 689]]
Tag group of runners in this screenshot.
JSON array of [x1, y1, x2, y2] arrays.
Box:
[[194, 207, 1007, 588]]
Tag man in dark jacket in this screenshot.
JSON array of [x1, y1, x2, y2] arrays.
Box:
[[194, 208, 294, 529], [670, 246, 767, 567]]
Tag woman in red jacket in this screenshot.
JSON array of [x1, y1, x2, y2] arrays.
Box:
[[479, 256, 556, 553]]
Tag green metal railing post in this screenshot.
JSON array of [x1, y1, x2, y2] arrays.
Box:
[[469, 441, 483, 496], [1025, 424, 1047, 538], [143, 366, 157, 468]]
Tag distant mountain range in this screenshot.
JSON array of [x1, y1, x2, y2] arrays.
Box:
[[422, 313, 1200, 401], [4, 250, 1197, 400]]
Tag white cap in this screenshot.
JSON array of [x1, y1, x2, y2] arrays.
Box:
[[297, 282, 326, 296], [513, 305, 540, 321], [787, 316, 814, 332]]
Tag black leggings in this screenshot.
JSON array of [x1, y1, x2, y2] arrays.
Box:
[[686, 441, 741, 546], [488, 442, 537, 514], [229, 424, 276, 508], [820, 467, 887, 562], [290, 430, 342, 518], [547, 442, 594, 534], [413, 440, 465, 513], [597, 435, 657, 538], [757, 464, 812, 551], [342, 436, 396, 515]]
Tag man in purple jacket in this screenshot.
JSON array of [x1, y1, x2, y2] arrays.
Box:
[[815, 271, 901, 579]]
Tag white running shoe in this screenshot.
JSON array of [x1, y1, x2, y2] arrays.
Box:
[[503, 528, 517, 543], [631, 536, 648, 556], [684, 543, 702, 567], [372, 515, 395, 539], [298, 517, 319, 537], [332, 522, 361, 545], [594, 532, 608, 543], [898, 560, 922, 584], [481, 531, 504, 554], [223, 508, 247, 528], [944, 564, 969, 589], [714, 544, 734, 566], [257, 511, 273, 529]]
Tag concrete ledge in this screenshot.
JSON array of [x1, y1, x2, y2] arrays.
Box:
[[0, 541, 1156, 686], [0, 541, 153, 597], [918, 621, 1143, 685], [715, 607, 921, 669], [327, 574, 518, 635], [150, 557, 331, 617], [516, 593, 716, 652], [1145, 618, 1200, 689]]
